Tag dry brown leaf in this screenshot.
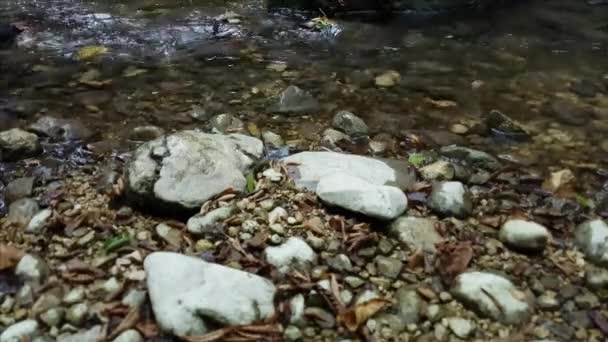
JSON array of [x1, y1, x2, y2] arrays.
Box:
[[0, 245, 25, 270], [436, 241, 473, 284], [337, 298, 391, 332], [108, 306, 140, 339], [181, 324, 282, 342], [135, 320, 159, 338]]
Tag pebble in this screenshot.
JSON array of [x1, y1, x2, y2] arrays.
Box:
[[0, 128, 41, 161], [66, 303, 89, 326], [344, 276, 365, 288], [428, 181, 472, 218], [446, 317, 475, 338], [375, 70, 401, 87], [155, 223, 182, 247], [585, 264, 608, 289], [24, 209, 53, 234], [284, 325, 303, 341], [450, 123, 469, 134], [268, 207, 288, 224], [63, 287, 85, 304], [574, 219, 608, 265], [499, 219, 550, 252], [112, 329, 143, 342], [15, 254, 49, 287], [537, 292, 560, 311], [396, 289, 422, 325], [574, 292, 600, 309], [121, 289, 147, 308], [419, 160, 455, 181], [261, 131, 284, 147], [375, 256, 403, 279], [262, 169, 283, 182], [4, 177, 34, 204], [40, 308, 65, 327], [8, 198, 39, 227], [187, 206, 235, 235], [264, 237, 317, 273], [327, 254, 353, 272]]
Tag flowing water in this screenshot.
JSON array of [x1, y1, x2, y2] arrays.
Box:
[[1, 0, 608, 185]]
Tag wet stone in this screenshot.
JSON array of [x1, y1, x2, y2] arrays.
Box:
[[268, 86, 320, 115], [129, 125, 165, 142], [28, 116, 93, 142], [210, 113, 244, 133], [4, 177, 34, 204], [0, 128, 41, 161], [419, 160, 455, 181], [440, 145, 501, 171], [332, 110, 369, 137]]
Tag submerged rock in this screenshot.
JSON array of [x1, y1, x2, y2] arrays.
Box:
[[268, 86, 320, 115], [440, 145, 501, 171], [126, 131, 263, 213], [28, 116, 93, 142], [575, 219, 608, 266], [452, 271, 530, 324], [428, 181, 472, 218], [0, 128, 41, 161], [283, 151, 415, 192], [332, 111, 369, 137], [499, 219, 550, 253], [485, 109, 529, 141], [145, 252, 276, 336], [316, 172, 407, 220]]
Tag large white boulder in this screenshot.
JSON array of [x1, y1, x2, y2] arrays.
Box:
[[144, 252, 276, 336]]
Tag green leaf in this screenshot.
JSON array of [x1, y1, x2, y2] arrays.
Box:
[[104, 234, 131, 253], [408, 153, 427, 167], [247, 173, 255, 193], [575, 194, 594, 208]]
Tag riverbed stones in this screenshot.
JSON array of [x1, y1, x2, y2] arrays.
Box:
[[485, 109, 529, 140], [0, 319, 39, 342], [25, 209, 53, 234], [0, 128, 41, 161], [28, 116, 93, 142], [428, 181, 472, 218], [283, 151, 415, 192], [144, 252, 276, 336], [574, 219, 608, 266], [7, 198, 39, 227], [332, 111, 369, 136], [316, 172, 407, 220], [389, 216, 442, 252], [210, 113, 244, 133], [499, 219, 550, 253], [126, 131, 263, 212], [451, 271, 530, 324], [264, 237, 317, 273], [268, 85, 320, 115]]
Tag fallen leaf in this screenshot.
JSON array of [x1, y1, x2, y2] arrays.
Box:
[[436, 241, 473, 284], [108, 306, 140, 339], [0, 245, 25, 270], [337, 298, 391, 332], [76, 45, 109, 61]]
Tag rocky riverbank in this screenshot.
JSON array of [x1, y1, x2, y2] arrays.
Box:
[[0, 106, 607, 341]]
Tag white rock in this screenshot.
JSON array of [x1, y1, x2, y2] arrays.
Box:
[[263, 169, 283, 182], [112, 329, 143, 342], [24, 209, 53, 234], [187, 206, 235, 235], [451, 272, 530, 324], [268, 207, 288, 224], [282, 151, 415, 192], [57, 325, 104, 342], [499, 219, 550, 252], [265, 237, 317, 273], [446, 317, 475, 338], [428, 181, 472, 218], [144, 252, 276, 336], [316, 172, 407, 220], [63, 287, 85, 304], [289, 294, 305, 325], [0, 320, 39, 342], [575, 219, 608, 266], [15, 254, 48, 287]]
